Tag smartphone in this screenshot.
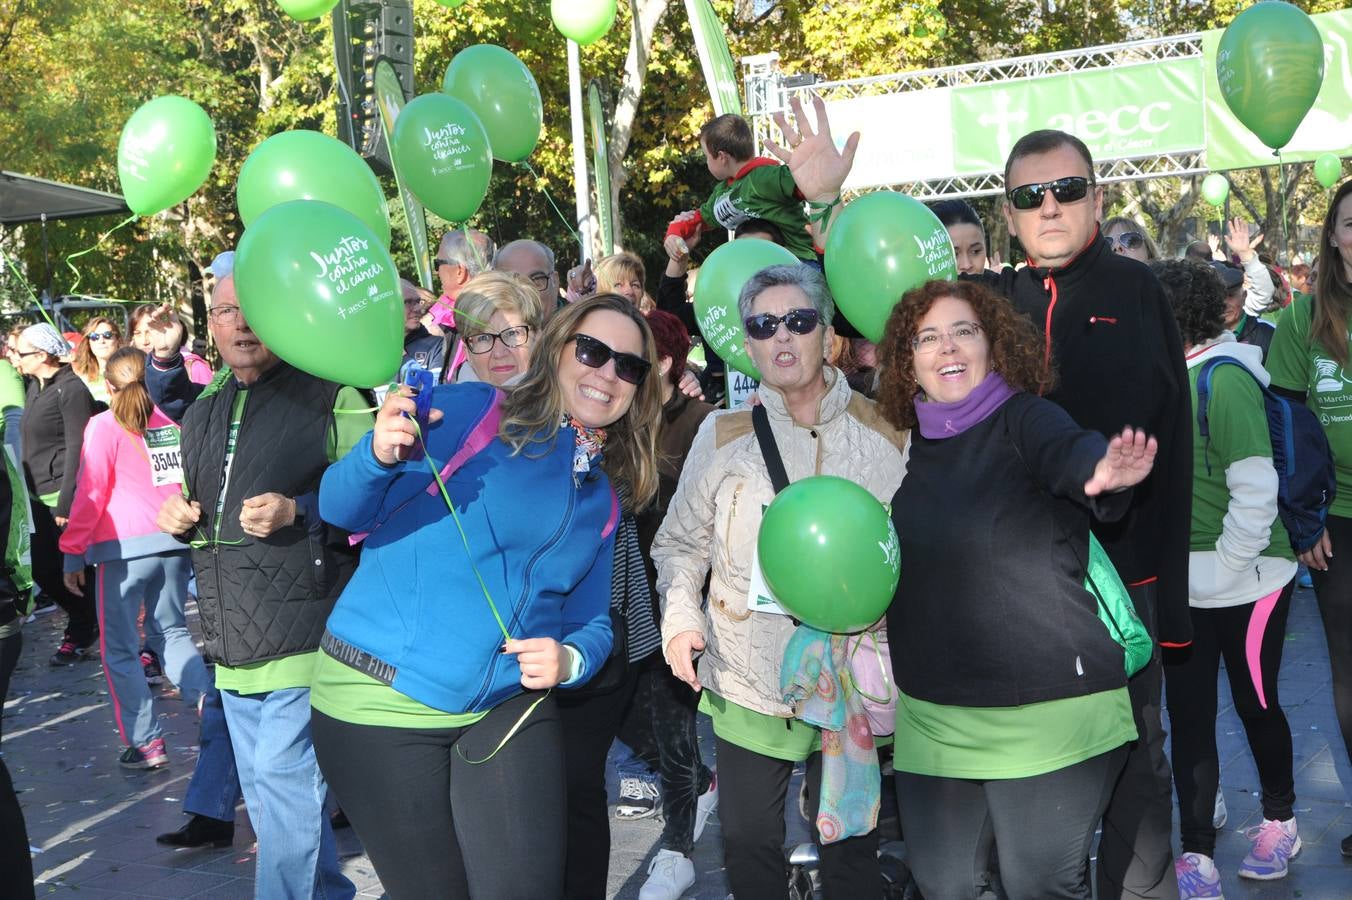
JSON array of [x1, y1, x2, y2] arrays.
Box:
[[399, 359, 434, 462]]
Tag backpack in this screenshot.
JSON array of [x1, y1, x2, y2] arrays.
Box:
[[1196, 356, 1336, 554]]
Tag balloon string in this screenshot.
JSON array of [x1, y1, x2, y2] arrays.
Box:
[[461, 223, 487, 272], [0, 247, 59, 330], [64, 213, 138, 296], [1277, 150, 1290, 263], [518, 160, 582, 248]]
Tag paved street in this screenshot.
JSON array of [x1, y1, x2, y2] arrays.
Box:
[[4, 584, 1351, 898]]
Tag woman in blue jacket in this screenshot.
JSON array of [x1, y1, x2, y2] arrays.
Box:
[[311, 295, 663, 899]]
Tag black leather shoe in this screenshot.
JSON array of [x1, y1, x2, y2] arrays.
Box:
[[156, 814, 234, 848]]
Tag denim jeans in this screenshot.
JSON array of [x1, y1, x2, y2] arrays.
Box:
[[183, 687, 243, 822], [220, 686, 353, 900]]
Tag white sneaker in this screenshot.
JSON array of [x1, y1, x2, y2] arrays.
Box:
[[616, 775, 660, 819], [639, 848, 695, 900], [692, 771, 718, 842], [1213, 790, 1227, 829]]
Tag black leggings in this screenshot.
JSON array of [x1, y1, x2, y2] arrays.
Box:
[[616, 656, 714, 855], [1164, 580, 1295, 856], [0, 627, 20, 739], [896, 746, 1127, 900], [717, 736, 880, 900], [30, 500, 96, 642], [312, 691, 565, 900], [1311, 514, 1352, 773]]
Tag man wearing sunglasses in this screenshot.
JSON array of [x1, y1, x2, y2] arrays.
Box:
[[980, 129, 1192, 900]]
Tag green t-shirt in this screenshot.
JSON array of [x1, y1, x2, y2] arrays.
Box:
[[892, 687, 1136, 780], [309, 649, 487, 728], [214, 384, 375, 695], [699, 690, 820, 762], [1188, 362, 1294, 560], [699, 161, 814, 261], [1266, 294, 1352, 518], [0, 361, 24, 414]]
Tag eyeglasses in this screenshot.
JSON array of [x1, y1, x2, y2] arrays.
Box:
[[743, 308, 821, 341], [207, 305, 241, 325], [433, 258, 456, 269], [465, 325, 532, 354], [569, 333, 650, 385], [1106, 231, 1145, 251], [1006, 176, 1092, 211], [525, 271, 553, 289], [13, 349, 44, 358], [403, 296, 425, 308], [87, 330, 117, 341], [911, 321, 983, 354]]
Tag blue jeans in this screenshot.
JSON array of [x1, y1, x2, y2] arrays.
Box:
[[183, 687, 243, 822], [220, 686, 353, 900]]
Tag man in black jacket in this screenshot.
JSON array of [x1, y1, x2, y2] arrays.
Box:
[[987, 130, 1191, 900], [156, 275, 370, 899]]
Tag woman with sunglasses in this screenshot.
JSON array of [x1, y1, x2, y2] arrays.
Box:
[[58, 348, 210, 769], [72, 317, 124, 406], [876, 279, 1157, 899], [654, 264, 907, 898], [1102, 216, 1159, 263], [311, 294, 662, 899], [451, 271, 544, 386]]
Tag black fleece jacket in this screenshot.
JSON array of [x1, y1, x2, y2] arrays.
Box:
[[980, 233, 1194, 647], [20, 365, 95, 518]]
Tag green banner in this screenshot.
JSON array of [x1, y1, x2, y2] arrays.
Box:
[[685, 0, 742, 116], [1203, 8, 1352, 171], [588, 82, 615, 257], [374, 60, 434, 290], [949, 59, 1205, 177]]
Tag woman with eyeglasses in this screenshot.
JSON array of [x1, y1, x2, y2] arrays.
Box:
[[451, 271, 544, 386], [58, 348, 210, 769], [72, 317, 124, 406], [653, 264, 907, 898], [310, 294, 663, 898], [1102, 216, 1159, 263], [876, 279, 1157, 899]]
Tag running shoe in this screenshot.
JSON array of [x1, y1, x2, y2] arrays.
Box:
[[120, 737, 169, 770], [1238, 817, 1299, 880], [50, 633, 95, 667], [1175, 851, 1224, 899], [693, 771, 718, 842], [616, 775, 660, 820], [639, 848, 695, 900], [141, 648, 165, 685]]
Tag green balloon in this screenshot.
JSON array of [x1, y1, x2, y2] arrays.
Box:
[[824, 192, 957, 343], [551, 0, 617, 45], [235, 200, 403, 389], [1201, 173, 1229, 207], [1216, 2, 1325, 151], [116, 95, 217, 216], [391, 93, 493, 224], [238, 130, 391, 248], [758, 476, 900, 634], [693, 239, 798, 379], [442, 45, 543, 163], [275, 0, 339, 20], [1315, 153, 1343, 189]]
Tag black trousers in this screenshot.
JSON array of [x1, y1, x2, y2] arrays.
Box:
[[1096, 582, 1180, 900], [616, 656, 714, 855], [896, 746, 1126, 900], [557, 659, 645, 899], [1310, 514, 1352, 775], [0, 627, 20, 739], [312, 692, 565, 900], [1164, 580, 1295, 857], [30, 500, 95, 642], [717, 736, 881, 900], [0, 755, 34, 900]]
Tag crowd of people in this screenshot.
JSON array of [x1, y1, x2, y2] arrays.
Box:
[[0, 104, 1349, 900]]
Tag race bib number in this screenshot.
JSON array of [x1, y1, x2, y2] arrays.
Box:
[[144, 425, 183, 487], [727, 372, 760, 409]]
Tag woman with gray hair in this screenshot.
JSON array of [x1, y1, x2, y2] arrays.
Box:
[[652, 264, 908, 897]]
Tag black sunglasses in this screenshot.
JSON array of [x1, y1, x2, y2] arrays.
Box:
[[743, 308, 821, 341], [1006, 176, 1093, 211], [569, 333, 650, 385], [87, 330, 117, 340]]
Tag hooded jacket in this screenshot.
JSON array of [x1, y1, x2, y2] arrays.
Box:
[[984, 234, 1193, 646], [21, 364, 95, 517], [1184, 334, 1297, 607], [652, 368, 907, 716]]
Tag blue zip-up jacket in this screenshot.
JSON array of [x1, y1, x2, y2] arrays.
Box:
[[319, 382, 616, 714]]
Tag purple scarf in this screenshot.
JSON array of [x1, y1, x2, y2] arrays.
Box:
[[914, 372, 1017, 439]]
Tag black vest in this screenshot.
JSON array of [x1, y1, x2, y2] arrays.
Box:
[[182, 363, 358, 666]]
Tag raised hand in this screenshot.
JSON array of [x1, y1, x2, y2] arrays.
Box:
[[1084, 427, 1158, 496], [765, 93, 860, 203], [1224, 217, 1263, 262]]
